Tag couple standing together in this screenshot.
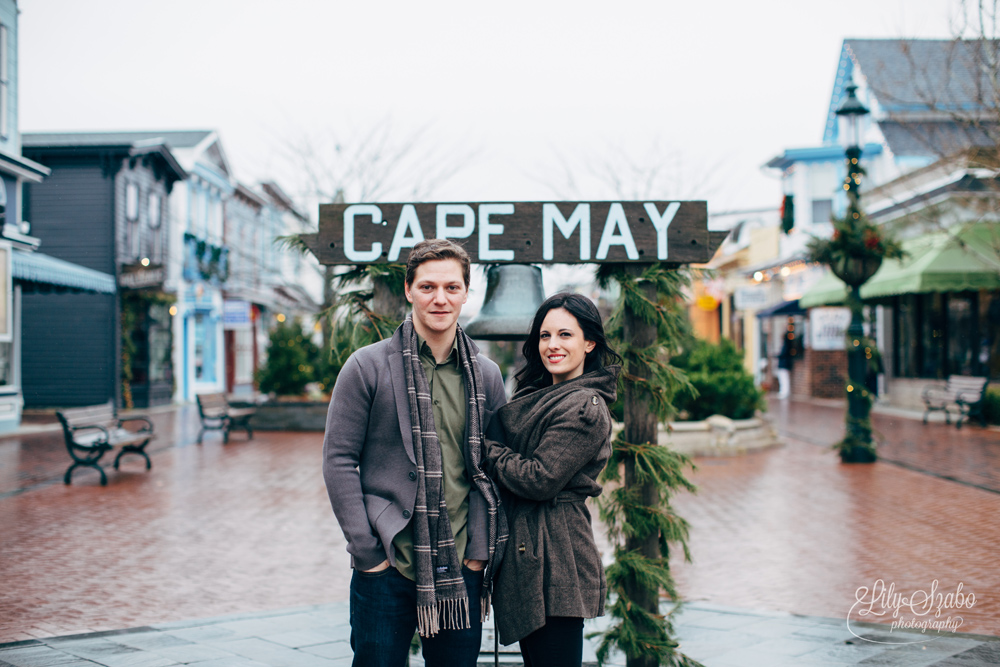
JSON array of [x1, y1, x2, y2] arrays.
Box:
[[323, 239, 621, 667]]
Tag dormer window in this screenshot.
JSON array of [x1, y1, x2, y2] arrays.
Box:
[[125, 182, 139, 222], [148, 193, 161, 228], [125, 182, 140, 260]]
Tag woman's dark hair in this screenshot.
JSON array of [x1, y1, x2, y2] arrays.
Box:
[[514, 293, 622, 391]]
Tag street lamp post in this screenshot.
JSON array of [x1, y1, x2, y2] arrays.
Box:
[[834, 76, 878, 463]]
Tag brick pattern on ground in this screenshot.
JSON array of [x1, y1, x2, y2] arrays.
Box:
[[1, 398, 998, 652]]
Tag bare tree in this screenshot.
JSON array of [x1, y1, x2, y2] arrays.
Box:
[[861, 1, 1000, 262], [544, 139, 729, 203], [276, 117, 478, 358]]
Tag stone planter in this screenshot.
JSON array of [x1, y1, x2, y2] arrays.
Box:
[[246, 400, 329, 431], [614, 415, 781, 457], [831, 255, 882, 287]]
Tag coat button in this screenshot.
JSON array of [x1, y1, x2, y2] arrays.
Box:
[[408, 471, 416, 481], [402, 510, 411, 519], [518, 543, 525, 553]]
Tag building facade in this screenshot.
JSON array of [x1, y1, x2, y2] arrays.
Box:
[[22, 135, 186, 408], [724, 39, 1000, 408], [0, 1, 118, 429]]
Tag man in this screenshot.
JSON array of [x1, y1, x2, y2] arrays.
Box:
[[323, 239, 508, 667]]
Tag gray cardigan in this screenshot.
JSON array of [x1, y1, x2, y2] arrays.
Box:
[[484, 367, 617, 645], [322, 327, 507, 572]]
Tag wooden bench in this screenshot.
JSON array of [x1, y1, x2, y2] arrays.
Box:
[[922, 375, 989, 429], [56, 401, 155, 486], [196, 393, 256, 444]]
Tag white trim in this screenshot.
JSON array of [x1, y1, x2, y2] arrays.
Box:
[[0, 242, 11, 343]]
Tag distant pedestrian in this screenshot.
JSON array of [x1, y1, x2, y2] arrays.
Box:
[[777, 327, 795, 399], [322, 239, 508, 667], [483, 293, 621, 667]]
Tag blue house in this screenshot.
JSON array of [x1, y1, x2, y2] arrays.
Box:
[[753, 39, 1000, 406]]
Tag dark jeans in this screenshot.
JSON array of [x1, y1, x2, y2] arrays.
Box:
[[350, 565, 484, 667], [519, 616, 584, 667]]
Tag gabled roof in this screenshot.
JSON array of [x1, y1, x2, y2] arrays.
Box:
[[23, 130, 214, 150], [878, 120, 995, 157], [22, 130, 232, 182], [823, 39, 1000, 146], [260, 181, 307, 221], [22, 133, 188, 184], [850, 39, 995, 111]]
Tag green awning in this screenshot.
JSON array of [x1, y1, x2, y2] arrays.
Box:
[[12, 251, 117, 294], [799, 225, 1000, 308], [799, 270, 849, 308]]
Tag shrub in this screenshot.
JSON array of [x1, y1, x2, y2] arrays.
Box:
[[256, 319, 321, 396], [984, 386, 1000, 425], [670, 338, 764, 421]]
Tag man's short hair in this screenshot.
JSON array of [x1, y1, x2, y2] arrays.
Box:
[[405, 239, 471, 287]]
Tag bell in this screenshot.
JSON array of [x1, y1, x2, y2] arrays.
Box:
[[464, 264, 546, 340]]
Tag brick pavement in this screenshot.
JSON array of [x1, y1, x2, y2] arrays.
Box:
[[1, 398, 998, 652], [770, 396, 1000, 493], [668, 397, 1000, 637], [0, 424, 350, 643], [0, 405, 206, 497]]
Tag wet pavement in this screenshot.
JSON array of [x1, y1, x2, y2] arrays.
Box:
[[0, 396, 997, 664], [2, 600, 998, 667], [670, 397, 1000, 638]]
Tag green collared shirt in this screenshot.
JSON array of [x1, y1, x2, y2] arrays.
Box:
[[392, 333, 470, 581]]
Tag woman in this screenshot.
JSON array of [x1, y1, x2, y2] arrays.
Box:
[[483, 293, 621, 666]]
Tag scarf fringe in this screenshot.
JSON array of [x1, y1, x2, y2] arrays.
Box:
[[417, 597, 471, 638], [480, 590, 491, 623]]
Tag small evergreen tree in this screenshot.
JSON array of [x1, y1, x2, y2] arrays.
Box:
[[671, 339, 764, 421], [257, 319, 320, 396]]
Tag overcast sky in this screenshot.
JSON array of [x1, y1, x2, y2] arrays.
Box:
[[21, 0, 958, 217]]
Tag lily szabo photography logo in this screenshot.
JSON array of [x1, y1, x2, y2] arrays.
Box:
[[847, 579, 977, 644]]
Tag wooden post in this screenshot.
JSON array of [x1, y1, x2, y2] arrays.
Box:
[[622, 265, 660, 667], [321, 265, 336, 353]]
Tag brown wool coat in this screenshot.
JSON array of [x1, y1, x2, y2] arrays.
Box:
[[483, 367, 617, 645]]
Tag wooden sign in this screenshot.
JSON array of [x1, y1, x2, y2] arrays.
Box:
[[304, 201, 726, 265], [120, 263, 165, 289]]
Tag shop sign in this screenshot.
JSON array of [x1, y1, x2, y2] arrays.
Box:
[[734, 286, 769, 310], [810, 307, 851, 350], [120, 263, 165, 290], [223, 300, 251, 330], [309, 201, 716, 265]]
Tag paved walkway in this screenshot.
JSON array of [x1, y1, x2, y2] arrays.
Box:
[[2, 601, 998, 666], [1, 398, 997, 664]]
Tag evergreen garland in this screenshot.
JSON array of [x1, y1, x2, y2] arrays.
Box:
[[594, 263, 703, 667]]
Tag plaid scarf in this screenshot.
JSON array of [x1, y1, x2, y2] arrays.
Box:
[[401, 315, 508, 637]]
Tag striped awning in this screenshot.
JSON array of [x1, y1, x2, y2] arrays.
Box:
[[12, 251, 116, 294]]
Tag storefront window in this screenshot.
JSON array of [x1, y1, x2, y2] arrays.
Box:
[[148, 303, 172, 383], [947, 294, 976, 375], [982, 292, 1000, 380], [894, 295, 918, 378], [0, 341, 11, 386], [194, 312, 217, 383], [919, 294, 946, 378], [893, 292, 995, 379]]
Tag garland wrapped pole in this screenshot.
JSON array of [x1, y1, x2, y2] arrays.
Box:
[[595, 264, 702, 667], [300, 199, 727, 666], [807, 77, 903, 463]]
